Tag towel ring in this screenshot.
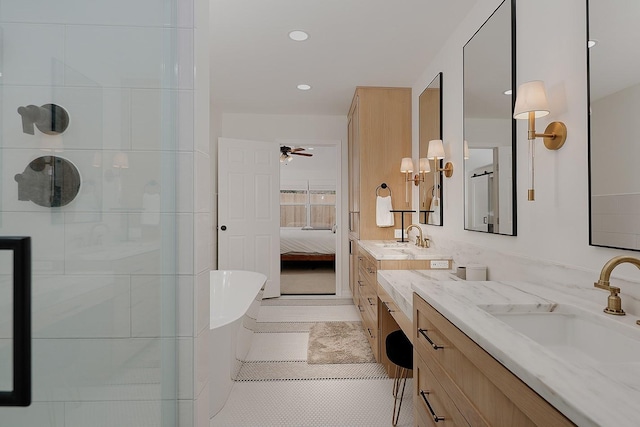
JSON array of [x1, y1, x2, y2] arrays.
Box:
[[376, 183, 392, 197]]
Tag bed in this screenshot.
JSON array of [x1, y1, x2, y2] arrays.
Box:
[[280, 227, 336, 262]]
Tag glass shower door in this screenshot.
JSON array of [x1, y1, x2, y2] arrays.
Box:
[[0, 1, 184, 425]]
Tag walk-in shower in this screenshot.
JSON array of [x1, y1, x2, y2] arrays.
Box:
[[0, 1, 195, 425]]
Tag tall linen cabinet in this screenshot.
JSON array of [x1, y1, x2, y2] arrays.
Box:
[[347, 87, 412, 309]]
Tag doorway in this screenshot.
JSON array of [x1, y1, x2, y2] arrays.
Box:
[[279, 143, 339, 295]]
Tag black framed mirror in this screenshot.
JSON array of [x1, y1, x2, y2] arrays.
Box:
[[588, 0, 640, 251], [418, 73, 443, 225], [463, 0, 516, 235]]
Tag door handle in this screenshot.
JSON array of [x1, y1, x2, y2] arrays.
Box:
[[220, 225, 227, 231], [0, 236, 31, 407]]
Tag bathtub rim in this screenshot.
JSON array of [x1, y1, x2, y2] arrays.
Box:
[[209, 269, 266, 330]]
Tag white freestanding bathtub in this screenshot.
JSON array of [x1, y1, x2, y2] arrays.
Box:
[[209, 270, 266, 418]]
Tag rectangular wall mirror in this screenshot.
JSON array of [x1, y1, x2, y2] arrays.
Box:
[[463, 0, 516, 235], [588, 0, 640, 251], [418, 73, 443, 226]]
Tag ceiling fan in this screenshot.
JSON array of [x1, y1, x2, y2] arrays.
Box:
[[279, 145, 313, 162]]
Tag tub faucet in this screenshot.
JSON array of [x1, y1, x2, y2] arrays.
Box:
[[594, 255, 640, 316], [405, 224, 429, 248]]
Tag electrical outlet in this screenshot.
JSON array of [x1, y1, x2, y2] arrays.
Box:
[[430, 260, 450, 269], [394, 229, 406, 239]]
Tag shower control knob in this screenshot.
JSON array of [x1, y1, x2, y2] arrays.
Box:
[[220, 225, 227, 231]]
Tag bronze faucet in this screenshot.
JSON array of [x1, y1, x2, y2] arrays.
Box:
[[405, 224, 429, 248], [594, 255, 640, 315]]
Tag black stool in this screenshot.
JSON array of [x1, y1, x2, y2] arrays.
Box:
[[386, 330, 413, 426]]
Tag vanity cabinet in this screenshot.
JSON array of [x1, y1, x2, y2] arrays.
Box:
[[413, 294, 575, 427], [358, 248, 379, 360], [356, 244, 445, 373]]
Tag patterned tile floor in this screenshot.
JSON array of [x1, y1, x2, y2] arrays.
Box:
[[211, 300, 414, 427]]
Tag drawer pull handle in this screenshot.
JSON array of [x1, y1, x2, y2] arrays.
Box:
[[366, 267, 373, 274], [367, 328, 374, 339], [358, 305, 364, 312], [383, 301, 395, 313], [418, 328, 443, 350], [367, 297, 375, 306], [420, 390, 445, 423], [358, 280, 365, 287]]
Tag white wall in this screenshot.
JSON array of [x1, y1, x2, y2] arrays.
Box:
[[280, 146, 337, 184], [411, 0, 640, 312], [215, 113, 349, 295]]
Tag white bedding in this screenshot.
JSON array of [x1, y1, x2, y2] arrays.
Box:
[[280, 227, 336, 254]]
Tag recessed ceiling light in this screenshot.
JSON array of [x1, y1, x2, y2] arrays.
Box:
[[503, 89, 512, 95], [289, 30, 309, 41], [297, 84, 312, 91], [588, 39, 598, 48]]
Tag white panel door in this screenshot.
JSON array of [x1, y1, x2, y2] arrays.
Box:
[[218, 137, 281, 298], [469, 174, 490, 232]]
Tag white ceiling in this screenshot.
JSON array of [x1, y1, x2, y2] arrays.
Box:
[[210, 0, 479, 116]]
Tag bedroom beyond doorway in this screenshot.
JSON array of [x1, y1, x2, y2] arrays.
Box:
[[279, 143, 338, 295], [281, 260, 336, 295]]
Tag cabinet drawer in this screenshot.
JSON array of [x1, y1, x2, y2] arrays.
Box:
[[361, 307, 379, 361], [378, 284, 412, 344], [415, 353, 469, 427]]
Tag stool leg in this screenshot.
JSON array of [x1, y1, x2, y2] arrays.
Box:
[[392, 367, 409, 426], [392, 365, 400, 398]]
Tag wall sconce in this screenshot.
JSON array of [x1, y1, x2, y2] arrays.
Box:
[[112, 152, 129, 169], [427, 140, 453, 178], [401, 157, 430, 187], [513, 80, 567, 201]]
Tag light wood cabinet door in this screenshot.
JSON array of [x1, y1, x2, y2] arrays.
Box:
[[348, 87, 411, 241], [414, 352, 470, 427], [348, 97, 360, 239]]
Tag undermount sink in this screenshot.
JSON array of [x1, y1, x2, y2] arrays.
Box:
[[483, 304, 640, 368], [373, 242, 410, 248]]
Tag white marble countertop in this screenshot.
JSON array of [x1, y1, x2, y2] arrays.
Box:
[[358, 240, 453, 261], [378, 270, 640, 427], [377, 270, 459, 320]]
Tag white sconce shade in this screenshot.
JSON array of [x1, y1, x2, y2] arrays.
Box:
[[513, 80, 550, 119], [113, 152, 129, 169], [92, 152, 102, 168], [512, 79, 567, 201], [427, 139, 445, 160], [463, 140, 470, 160], [419, 158, 430, 173], [400, 157, 414, 173]]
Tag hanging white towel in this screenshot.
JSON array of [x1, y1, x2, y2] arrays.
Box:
[[376, 195, 394, 227], [428, 197, 440, 225]]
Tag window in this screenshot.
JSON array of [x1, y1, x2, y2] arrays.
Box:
[[280, 181, 336, 229], [280, 190, 307, 227]]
